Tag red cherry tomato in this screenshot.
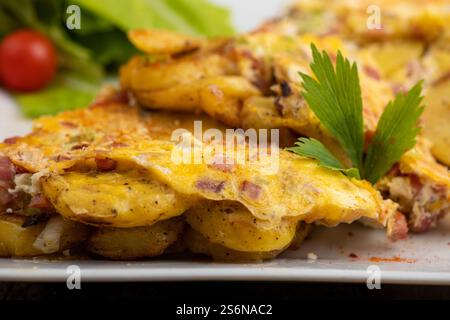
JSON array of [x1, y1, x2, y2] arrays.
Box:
[[0, 29, 57, 92]]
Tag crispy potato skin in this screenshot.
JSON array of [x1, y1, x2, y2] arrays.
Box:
[[87, 217, 184, 260], [0, 215, 91, 257], [185, 201, 298, 252]]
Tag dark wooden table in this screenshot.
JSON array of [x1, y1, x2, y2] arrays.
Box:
[[2, 282, 450, 300]]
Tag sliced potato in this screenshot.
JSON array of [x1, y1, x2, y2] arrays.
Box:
[[134, 76, 260, 127], [422, 79, 450, 166], [41, 169, 190, 228], [128, 29, 202, 55], [185, 200, 298, 252], [184, 227, 284, 262], [0, 214, 91, 257], [120, 54, 234, 91], [87, 217, 184, 260], [359, 41, 424, 83]]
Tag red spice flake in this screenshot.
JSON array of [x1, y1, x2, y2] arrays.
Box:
[[348, 253, 358, 259], [369, 256, 417, 264]]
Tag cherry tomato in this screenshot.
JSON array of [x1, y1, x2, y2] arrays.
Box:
[[0, 29, 57, 92]]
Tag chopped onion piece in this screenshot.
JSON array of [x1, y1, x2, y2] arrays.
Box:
[[33, 215, 64, 254]]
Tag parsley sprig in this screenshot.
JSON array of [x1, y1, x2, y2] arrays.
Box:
[[288, 44, 424, 184]]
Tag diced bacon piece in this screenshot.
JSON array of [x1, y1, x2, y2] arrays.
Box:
[[29, 194, 53, 210], [0, 156, 15, 181], [240, 181, 261, 200], [387, 211, 409, 241]]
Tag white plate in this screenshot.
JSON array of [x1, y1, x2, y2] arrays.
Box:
[[2, 94, 450, 285], [1, 1, 450, 284], [1, 217, 450, 283]]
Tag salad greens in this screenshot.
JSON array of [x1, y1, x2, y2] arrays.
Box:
[[0, 0, 235, 117], [289, 44, 424, 184]]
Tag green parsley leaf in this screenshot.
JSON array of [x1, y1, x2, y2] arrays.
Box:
[[300, 44, 364, 173], [290, 44, 425, 185], [363, 81, 424, 184], [287, 138, 360, 179]]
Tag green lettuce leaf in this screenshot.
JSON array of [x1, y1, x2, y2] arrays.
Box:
[[15, 74, 98, 118], [72, 0, 235, 37], [1, 0, 235, 117]]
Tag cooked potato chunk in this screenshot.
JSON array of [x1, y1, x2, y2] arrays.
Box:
[[185, 222, 311, 262], [128, 29, 202, 55], [0, 214, 90, 257], [133, 76, 260, 127], [422, 79, 450, 166], [87, 217, 184, 260], [184, 227, 285, 262], [120, 54, 234, 91], [185, 201, 298, 252], [41, 169, 190, 228]]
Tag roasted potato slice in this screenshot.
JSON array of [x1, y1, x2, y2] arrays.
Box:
[[184, 227, 284, 262], [41, 169, 190, 228], [422, 79, 450, 166], [87, 217, 184, 260], [185, 222, 312, 262], [134, 76, 260, 127], [120, 54, 234, 91], [185, 201, 298, 252], [358, 41, 424, 84], [0, 214, 91, 257], [128, 29, 203, 55]]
